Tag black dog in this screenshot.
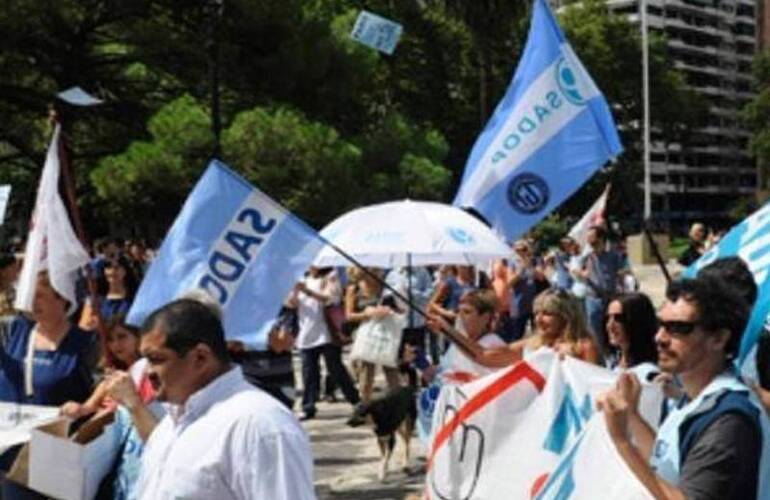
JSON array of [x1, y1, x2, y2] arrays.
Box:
[[349, 385, 417, 481]]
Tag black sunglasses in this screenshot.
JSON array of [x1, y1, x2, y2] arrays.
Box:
[[659, 320, 699, 335], [606, 313, 624, 323]]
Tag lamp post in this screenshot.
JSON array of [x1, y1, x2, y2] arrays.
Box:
[[641, 0, 652, 220], [206, 0, 224, 159]]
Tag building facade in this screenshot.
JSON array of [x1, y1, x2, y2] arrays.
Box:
[[605, 0, 758, 230]]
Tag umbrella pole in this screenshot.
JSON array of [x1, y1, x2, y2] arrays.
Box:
[[321, 240, 482, 360], [407, 253, 413, 330]]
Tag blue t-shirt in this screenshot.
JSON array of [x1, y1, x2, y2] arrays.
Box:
[[442, 276, 474, 311], [0, 316, 95, 405], [111, 403, 166, 500], [100, 297, 132, 323], [583, 250, 625, 298], [509, 259, 538, 317]]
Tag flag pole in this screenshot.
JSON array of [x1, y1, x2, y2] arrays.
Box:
[[643, 220, 671, 284], [48, 105, 87, 247], [48, 105, 109, 348], [641, 0, 652, 220]]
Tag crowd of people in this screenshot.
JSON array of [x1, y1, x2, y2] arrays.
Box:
[[0, 224, 768, 499]]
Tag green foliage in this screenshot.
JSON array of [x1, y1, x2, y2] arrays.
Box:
[[90, 94, 213, 229], [222, 106, 361, 226], [529, 214, 570, 250], [1, 0, 701, 237], [744, 50, 770, 176], [398, 154, 452, 200]]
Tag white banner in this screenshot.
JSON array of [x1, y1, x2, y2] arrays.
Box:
[[0, 402, 60, 455], [425, 349, 658, 499], [0, 185, 10, 225]]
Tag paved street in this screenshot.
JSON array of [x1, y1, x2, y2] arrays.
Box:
[[300, 261, 677, 499]]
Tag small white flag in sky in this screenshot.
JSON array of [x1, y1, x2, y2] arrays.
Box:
[[350, 10, 403, 55], [57, 87, 103, 107], [14, 125, 90, 313]]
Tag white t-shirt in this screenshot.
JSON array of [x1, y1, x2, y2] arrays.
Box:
[[296, 275, 331, 350], [137, 367, 315, 500], [441, 333, 507, 379]]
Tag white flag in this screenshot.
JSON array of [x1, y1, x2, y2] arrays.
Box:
[[568, 184, 610, 250], [0, 185, 10, 225], [14, 125, 90, 313]]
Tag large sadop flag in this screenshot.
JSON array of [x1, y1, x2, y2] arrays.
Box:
[[15, 125, 90, 313], [685, 200, 770, 368], [127, 160, 324, 349], [453, 0, 622, 242]]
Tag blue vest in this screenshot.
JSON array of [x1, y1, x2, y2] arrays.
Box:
[[650, 373, 769, 498]]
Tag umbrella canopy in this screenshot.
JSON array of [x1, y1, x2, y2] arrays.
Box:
[[314, 200, 512, 268]]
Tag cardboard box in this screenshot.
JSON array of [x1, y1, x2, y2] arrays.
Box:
[[21, 412, 117, 500]]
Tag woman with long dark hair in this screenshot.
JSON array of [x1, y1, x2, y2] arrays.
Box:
[[605, 292, 658, 377]]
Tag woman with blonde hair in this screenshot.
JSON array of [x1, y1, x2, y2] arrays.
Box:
[[473, 289, 602, 367], [523, 289, 601, 362]]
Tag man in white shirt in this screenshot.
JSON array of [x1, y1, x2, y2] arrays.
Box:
[[136, 298, 316, 500], [290, 267, 361, 420]]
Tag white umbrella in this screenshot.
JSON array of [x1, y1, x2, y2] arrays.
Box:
[[314, 199, 512, 268]]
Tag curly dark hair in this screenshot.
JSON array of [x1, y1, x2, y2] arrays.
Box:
[[665, 275, 750, 360], [697, 256, 757, 308], [97, 255, 139, 300]]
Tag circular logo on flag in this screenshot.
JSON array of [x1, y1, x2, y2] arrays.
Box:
[[446, 227, 475, 246], [507, 173, 550, 214], [556, 57, 586, 106]]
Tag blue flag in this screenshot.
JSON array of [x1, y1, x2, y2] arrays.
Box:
[[127, 160, 324, 349], [685, 201, 770, 366], [453, 0, 622, 242]]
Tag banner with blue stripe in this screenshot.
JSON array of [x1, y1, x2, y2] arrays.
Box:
[[127, 160, 324, 349], [453, 0, 622, 242]]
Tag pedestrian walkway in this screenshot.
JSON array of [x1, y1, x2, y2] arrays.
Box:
[[300, 261, 675, 498], [305, 398, 425, 499]]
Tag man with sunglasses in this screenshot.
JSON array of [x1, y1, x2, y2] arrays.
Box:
[[598, 275, 769, 500]]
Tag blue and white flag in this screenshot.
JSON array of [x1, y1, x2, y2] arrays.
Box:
[[453, 0, 622, 242], [127, 160, 324, 349], [0, 185, 10, 225], [350, 10, 403, 55], [685, 201, 770, 366]]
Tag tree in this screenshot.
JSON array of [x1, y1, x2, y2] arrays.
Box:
[[744, 49, 770, 195], [90, 94, 214, 235], [222, 106, 362, 227]]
